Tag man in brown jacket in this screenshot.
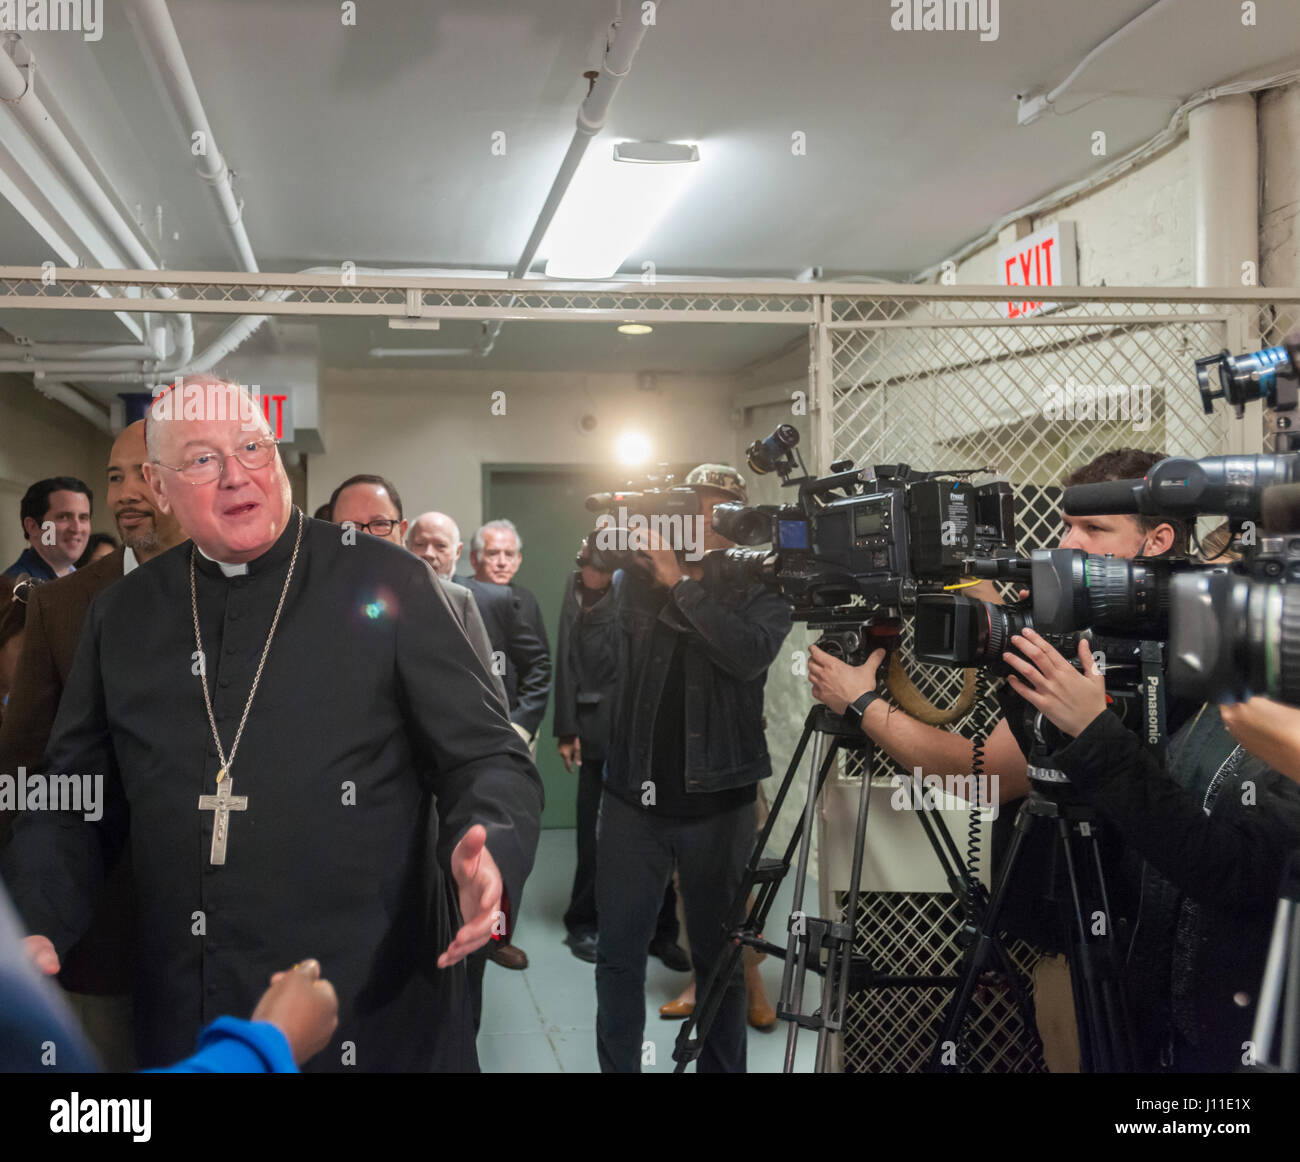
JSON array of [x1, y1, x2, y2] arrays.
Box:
[[0, 419, 185, 1070]]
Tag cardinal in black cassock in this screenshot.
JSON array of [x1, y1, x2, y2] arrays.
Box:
[[3, 381, 544, 1071]]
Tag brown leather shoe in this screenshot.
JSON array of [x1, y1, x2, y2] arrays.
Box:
[[488, 942, 529, 970], [748, 993, 777, 1031], [659, 997, 695, 1020]]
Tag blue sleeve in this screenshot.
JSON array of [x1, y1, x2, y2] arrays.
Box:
[[146, 1016, 298, 1074]]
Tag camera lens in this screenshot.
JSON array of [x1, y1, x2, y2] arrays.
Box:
[[1169, 572, 1300, 704]]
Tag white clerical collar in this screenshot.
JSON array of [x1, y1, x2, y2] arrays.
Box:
[[122, 547, 138, 575], [196, 544, 250, 577]]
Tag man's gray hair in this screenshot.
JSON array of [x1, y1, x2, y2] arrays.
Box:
[[472, 518, 522, 554]]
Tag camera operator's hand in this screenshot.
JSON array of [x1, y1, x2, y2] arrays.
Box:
[[558, 735, 582, 772], [1220, 696, 1300, 785], [808, 644, 886, 716], [1002, 629, 1107, 738], [635, 530, 684, 589]]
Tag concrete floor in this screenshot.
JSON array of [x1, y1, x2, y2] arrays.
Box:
[[476, 828, 821, 1072]]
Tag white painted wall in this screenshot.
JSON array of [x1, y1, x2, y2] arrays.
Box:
[[311, 368, 741, 541]]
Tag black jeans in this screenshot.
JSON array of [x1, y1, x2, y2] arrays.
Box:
[[566, 757, 678, 943], [595, 791, 753, 1073]]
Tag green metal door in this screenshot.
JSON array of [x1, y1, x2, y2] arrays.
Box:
[[482, 464, 611, 829]]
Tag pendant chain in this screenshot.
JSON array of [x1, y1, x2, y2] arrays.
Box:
[[190, 507, 304, 783]]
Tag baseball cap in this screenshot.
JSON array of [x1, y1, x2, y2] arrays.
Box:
[[684, 463, 748, 503]]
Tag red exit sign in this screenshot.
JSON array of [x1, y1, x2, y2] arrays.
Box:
[[260, 392, 290, 440], [996, 222, 1077, 319]]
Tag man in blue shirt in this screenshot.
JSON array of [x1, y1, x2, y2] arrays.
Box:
[[2, 477, 93, 583]]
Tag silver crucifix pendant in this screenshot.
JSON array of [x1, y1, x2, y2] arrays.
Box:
[[198, 776, 249, 865]]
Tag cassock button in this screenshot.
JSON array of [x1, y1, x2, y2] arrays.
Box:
[[206, 942, 218, 954], [229, 610, 240, 621], [219, 678, 231, 688]]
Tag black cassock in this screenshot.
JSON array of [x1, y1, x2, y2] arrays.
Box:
[[3, 515, 544, 1071]]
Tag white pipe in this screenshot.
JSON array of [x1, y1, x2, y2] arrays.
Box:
[[477, 5, 657, 356], [914, 67, 1300, 284], [31, 381, 113, 433], [3, 341, 157, 359], [124, 0, 259, 272], [0, 38, 196, 387], [1045, 0, 1179, 106], [1189, 94, 1258, 288]]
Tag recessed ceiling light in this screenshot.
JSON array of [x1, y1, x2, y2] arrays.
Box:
[[617, 323, 653, 335]]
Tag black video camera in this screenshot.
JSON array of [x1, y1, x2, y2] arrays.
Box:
[[582, 469, 702, 573], [698, 426, 1017, 663]]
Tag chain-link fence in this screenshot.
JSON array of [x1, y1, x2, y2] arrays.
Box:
[[816, 289, 1300, 1072]]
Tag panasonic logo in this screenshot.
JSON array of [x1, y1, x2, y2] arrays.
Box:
[[1146, 675, 1161, 743]]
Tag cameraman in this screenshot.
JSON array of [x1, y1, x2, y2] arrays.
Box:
[[595, 464, 791, 1073], [806, 448, 1185, 1069], [806, 449, 1185, 806]]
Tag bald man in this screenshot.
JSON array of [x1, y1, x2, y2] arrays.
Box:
[[407, 512, 463, 581], [0, 419, 186, 1069], [4, 380, 542, 1072]]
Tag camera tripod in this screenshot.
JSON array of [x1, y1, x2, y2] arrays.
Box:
[[929, 764, 1138, 1072], [1250, 851, 1300, 1072], [672, 702, 1032, 1073]]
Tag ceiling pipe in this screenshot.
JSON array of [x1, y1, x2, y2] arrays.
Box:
[[31, 379, 113, 433], [0, 36, 194, 379], [476, 3, 659, 357], [123, 0, 259, 273]]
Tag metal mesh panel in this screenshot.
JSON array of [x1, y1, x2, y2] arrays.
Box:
[[822, 292, 1300, 1073], [837, 889, 1045, 1073]]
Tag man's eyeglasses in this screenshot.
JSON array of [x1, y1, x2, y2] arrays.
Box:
[[341, 519, 399, 536], [153, 438, 279, 484]]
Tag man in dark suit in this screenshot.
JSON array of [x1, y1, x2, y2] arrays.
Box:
[[0, 420, 186, 1070], [327, 478, 502, 696], [458, 520, 551, 1003]]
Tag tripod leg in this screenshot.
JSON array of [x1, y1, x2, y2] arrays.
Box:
[[1056, 818, 1105, 1071], [816, 740, 874, 1072], [1085, 830, 1137, 1071], [929, 800, 1037, 1070], [782, 731, 837, 1072]]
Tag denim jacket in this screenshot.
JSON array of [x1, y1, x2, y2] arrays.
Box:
[[602, 566, 792, 798]]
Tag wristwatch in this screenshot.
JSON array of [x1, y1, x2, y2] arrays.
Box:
[[843, 690, 880, 725]]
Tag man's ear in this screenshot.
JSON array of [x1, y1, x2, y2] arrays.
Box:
[[141, 463, 172, 515], [399, 519, 409, 541], [20, 515, 38, 542], [1148, 521, 1176, 556]]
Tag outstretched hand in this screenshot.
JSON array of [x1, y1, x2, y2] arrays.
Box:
[[439, 824, 506, 968]]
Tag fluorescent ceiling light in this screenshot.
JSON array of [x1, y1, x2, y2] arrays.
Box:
[[617, 323, 653, 335], [387, 318, 441, 330], [542, 142, 700, 279]]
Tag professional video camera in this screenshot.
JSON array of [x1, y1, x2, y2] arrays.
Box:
[[913, 548, 1186, 765], [582, 468, 702, 573], [1069, 336, 1300, 708], [697, 424, 1017, 663]]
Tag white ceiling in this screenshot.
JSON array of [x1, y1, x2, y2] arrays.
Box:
[[1, 0, 1298, 384]]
